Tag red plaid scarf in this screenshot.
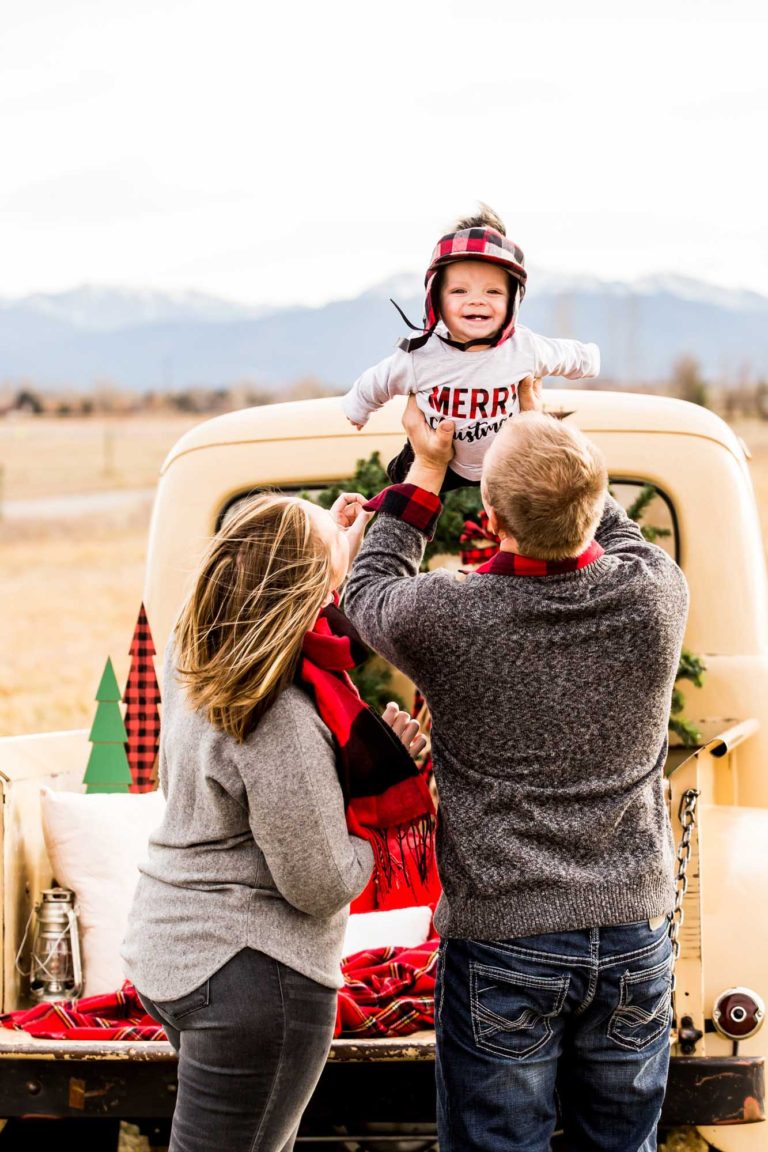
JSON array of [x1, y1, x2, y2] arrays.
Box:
[[298, 604, 435, 897]]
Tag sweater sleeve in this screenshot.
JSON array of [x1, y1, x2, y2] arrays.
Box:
[[340, 350, 413, 426], [239, 693, 373, 918], [528, 330, 601, 379], [343, 490, 454, 683], [596, 495, 688, 588]]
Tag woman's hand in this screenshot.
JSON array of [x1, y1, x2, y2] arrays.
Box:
[[380, 700, 428, 760], [328, 491, 373, 567]]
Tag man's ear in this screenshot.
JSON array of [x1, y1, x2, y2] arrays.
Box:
[[484, 503, 500, 538]]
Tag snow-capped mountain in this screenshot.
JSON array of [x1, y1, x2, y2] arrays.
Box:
[[1, 272, 767, 391], [0, 284, 267, 332]]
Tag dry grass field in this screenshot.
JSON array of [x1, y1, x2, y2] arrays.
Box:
[[0, 416, 199, 736], [1, 411, 768, 738]]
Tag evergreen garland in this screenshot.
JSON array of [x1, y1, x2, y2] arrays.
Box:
[[622, 484, 704, 746]]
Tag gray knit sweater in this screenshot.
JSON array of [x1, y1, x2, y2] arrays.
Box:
[[343, 494, 688, 940], [121, 649, 373, 1000]]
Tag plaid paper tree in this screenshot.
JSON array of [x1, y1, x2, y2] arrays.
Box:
[[83, 658, 132, 793], [124, 602, 161, 793]]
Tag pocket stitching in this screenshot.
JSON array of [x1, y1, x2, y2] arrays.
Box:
[[436, 941, 447, 1027], [470, 962, 568, 1060], [156, 980, 210, 1022], [607, 957, 672, 1052]]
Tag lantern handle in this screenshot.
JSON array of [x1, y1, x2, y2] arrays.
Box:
[[14, 905, 36, 978]]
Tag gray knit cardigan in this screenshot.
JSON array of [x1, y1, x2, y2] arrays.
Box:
[[121, 650, 373, 1001]]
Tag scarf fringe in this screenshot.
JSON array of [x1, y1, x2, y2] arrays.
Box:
[[369, 813, 435, 893]]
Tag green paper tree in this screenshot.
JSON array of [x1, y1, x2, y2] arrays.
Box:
[[83, 657, 132, 793]]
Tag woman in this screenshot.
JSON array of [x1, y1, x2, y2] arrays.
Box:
[[121, 491, 431, 1152]]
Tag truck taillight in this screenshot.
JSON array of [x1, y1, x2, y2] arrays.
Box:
[[712, 987, 765, 1041]]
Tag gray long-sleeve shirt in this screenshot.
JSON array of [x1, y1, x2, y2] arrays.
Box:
[[341, 328, 600, 480], [121, 650, 373, 1000], [343, 494, 688, 940]]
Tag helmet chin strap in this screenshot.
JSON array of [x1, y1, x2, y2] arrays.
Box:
[[389, 298, 501, 353], [390, 298, 435, 352], [436, 332, 498, 351]]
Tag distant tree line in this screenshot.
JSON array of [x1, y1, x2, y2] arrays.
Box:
[[0, 376, 337, 418], [2, 365, 768, 420]]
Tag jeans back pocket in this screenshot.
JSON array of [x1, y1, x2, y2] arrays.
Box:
[[154, 980, 211, 1026], [607, 955, 672, 1052], [470, 962, 568, 1061]]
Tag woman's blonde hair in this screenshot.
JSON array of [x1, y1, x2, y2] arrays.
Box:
[[175, 494, 332, 741], [482, 413, 608, 560]]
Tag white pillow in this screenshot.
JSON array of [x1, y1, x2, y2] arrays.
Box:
[[342, 906, 433, 959], [40, 787, 166, 997]]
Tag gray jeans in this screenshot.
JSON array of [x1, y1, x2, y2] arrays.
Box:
[[138, 947, 337, 1152]]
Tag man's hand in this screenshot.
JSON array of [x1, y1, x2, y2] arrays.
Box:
[[402, 394, 455, 467], [518, 375, 543, 412], [402, 394, 455, 494]]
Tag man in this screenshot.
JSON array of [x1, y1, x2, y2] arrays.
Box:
[[343, 391, 689, 1152]]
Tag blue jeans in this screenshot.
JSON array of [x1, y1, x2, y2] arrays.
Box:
[[435, 920, 673, 1152], [137, 948, 337, 1152]]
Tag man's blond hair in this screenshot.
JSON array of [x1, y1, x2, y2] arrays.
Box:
[[481, 413, 608, 560]]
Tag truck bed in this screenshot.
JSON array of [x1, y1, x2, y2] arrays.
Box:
[[0, 1028, 763, 1133]]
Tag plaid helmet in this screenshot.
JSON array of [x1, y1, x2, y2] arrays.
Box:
[[424, 226, 527, 347]]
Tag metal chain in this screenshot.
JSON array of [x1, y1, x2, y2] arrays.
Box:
[[669, 787, 700, 1013]]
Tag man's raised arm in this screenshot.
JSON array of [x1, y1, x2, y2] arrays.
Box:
[[341, 399, 455, 679]]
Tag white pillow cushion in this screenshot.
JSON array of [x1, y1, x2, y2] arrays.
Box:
[[342, 906, 434, 959], [40, 787, 166, 997]]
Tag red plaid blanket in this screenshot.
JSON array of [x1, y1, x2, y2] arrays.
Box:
[[335, 937, 439, 1038], [0, 982, 166, 1041], [2, 942, 440, 1042]]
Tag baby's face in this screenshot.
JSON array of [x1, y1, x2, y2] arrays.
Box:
[[439, 261, 509, 347]]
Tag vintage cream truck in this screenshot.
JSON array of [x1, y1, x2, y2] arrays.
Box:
[[0, 389, 766, 1150]]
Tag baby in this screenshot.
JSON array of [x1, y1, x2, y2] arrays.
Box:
[[341, 205, 601, 491]]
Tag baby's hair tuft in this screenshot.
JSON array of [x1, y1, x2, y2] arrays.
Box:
[[451, 202, 506, 235]]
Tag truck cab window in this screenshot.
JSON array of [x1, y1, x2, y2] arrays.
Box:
[[609, 481, 678, 563], [220, 481, 679, 564]]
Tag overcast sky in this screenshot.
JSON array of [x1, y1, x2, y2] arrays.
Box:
[[2, 0, 767, 307]]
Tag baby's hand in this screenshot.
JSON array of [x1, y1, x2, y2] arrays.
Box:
[[346, 417, 364, 431]]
